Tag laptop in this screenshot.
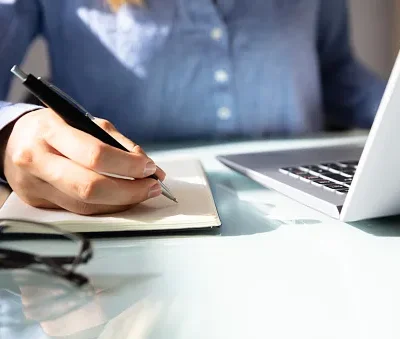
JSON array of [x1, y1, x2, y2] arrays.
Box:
[[217, 55, 400, 222]]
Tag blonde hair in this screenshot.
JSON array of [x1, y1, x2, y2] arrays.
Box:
[[107, 0, 144, 11]]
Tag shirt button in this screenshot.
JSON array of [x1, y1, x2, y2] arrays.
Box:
[[214, 70, 229, 83], [217, 107, 232, 120], [210, 27, 223, 41]]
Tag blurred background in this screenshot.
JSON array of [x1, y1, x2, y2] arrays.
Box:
[[6, 0, 400, 102]]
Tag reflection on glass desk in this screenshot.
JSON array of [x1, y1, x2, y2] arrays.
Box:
[[3, 133, 400, 339]]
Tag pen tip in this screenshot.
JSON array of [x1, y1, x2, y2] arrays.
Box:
[[173, 198, 178, 203]]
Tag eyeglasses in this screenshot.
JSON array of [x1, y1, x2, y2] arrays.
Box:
[[0, 219, 93, 286]]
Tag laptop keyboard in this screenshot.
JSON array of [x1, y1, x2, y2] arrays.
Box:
[[279, 160, 358, 195]]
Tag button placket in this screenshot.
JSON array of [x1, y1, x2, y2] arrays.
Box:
[[217, 107, 232, 120], [210, 27, 223, 41], [214, 69, 229, 83]]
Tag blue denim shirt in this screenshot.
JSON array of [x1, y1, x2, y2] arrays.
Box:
[[0, 0, 385, 143]]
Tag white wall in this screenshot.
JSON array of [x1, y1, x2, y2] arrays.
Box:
[[7, 0, 397, 102], [349, 0, 395, 79]]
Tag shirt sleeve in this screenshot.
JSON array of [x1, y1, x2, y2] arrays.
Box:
[[317, 0, 386, 129], [0, 0, 42, 183]]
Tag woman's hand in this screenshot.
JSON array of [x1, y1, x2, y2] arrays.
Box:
[[2, 108, 165, 215]]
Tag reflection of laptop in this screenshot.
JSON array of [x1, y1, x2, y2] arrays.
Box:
[[218, 56, 400, 222]]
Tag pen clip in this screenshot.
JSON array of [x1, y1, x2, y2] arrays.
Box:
[[38, 78, 95, 120]]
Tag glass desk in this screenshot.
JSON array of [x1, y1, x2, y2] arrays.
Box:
[[2, 133, 400, 339]]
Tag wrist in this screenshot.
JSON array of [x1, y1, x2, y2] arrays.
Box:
[[0, 106, 42, 182], [0, 120, 16, 181]]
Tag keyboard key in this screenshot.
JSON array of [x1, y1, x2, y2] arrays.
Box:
[[318, 164, 331, 170], [280, 167, 292, 173], [298, 173, 319, 180], [340, 169, 355, 176], [281, 167, 305, 175], [334, 185, 348, 190], [337, 189, 349, 193], [328, 168, 341, 174], [311, 179, 331, 184], [299, 165, 321, 172], [320, 173, 347, 182], [319, 163, 344, 171], [330, 164, 346, 171], [309, 168, 331, 176], [324, 184, 346, 189], [338, 161, 358, 166]]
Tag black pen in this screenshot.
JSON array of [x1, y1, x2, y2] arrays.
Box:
[[10, 65, 177, 203]]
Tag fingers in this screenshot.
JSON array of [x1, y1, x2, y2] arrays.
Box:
[[27, 147, 162, 205], [41, 182, 134, 215], [155, 167, 166, 181], [94, 118, 166, 181], [18, 180, 134, 215], [54, 195, 133, 215], [9, 174, 58, 210], [44, 119, 157, 179], [18, 195, 59, 210]]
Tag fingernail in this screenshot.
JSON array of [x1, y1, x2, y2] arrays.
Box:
[[157, 166, 166, 181], [143, 161, 157, 177], [148, 183, 162, 199]]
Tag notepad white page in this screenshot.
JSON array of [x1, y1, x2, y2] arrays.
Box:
[[0, 158, 221, 233]]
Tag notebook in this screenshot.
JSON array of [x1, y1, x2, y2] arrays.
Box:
[[0, 158, 221, 233]]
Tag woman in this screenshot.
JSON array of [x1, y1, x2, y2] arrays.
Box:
[[0, 0, 385, 215]]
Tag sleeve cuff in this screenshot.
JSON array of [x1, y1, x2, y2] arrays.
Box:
[[0, 103, 43, 130], [0, 103, 43, 184]]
